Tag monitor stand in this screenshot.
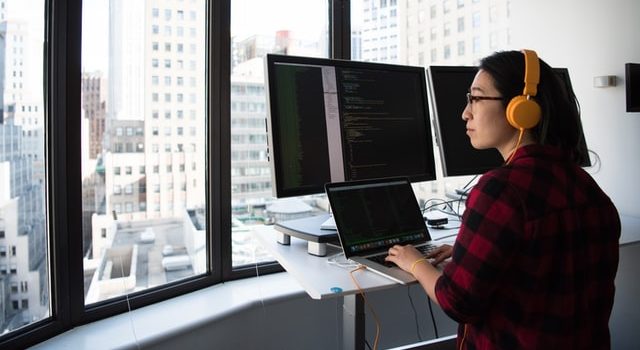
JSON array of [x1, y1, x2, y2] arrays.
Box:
[[274, 213, 339, 257]]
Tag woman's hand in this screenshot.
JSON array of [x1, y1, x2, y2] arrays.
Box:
[[425, 244, 453, 266], [385, 245, 424, 273], [386, 244, 453, 273]]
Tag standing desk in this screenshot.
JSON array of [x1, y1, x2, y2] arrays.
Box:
[[254, 213, 640, 349], [252, 223, 458, 350]]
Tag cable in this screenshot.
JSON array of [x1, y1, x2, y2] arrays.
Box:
[[326, 252, 359, 269], [407, 286, 424, 341], [460, 174, 479, 192], [423, 197, 465, 217], [349, 266, 381, 350], [459, 324, 468, 350], [253, 245, 268, 344], [422, 198, 461, 213], [119, 255, 141, 350], [434, 233, 459, 241], [505, 128, 525, 165], [427, 298, 439, 339]]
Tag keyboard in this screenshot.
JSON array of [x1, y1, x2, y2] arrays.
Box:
[[417, 243, 437, 255], [367, 243, 438, 267]]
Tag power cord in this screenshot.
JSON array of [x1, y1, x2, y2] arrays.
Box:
[[326, 252, 359, 269], [427, 297, 439, 339], [349, 266, 381, 350], [407, 286, 424, 341]]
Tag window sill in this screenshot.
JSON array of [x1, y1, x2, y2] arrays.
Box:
[[33, 272, 305, 349]]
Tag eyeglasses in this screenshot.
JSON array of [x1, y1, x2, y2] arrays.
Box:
[[466, 92, 503, 105]]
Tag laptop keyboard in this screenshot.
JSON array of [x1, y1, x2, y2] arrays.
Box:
[[417, 243, 437, 255], [367, 243, 438, 267]]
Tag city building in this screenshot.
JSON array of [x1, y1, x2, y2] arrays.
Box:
[[0, 1, 47, 333]]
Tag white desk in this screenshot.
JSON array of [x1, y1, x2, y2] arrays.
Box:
[[253, 214, 640, 349], [252, 222, 458, 349]]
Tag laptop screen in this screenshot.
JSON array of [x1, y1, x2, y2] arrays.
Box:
[[325, 177, 431, 258]]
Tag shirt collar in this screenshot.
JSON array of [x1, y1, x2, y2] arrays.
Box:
[[509, 144, 569, 164]]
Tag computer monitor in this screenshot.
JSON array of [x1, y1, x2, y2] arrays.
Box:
[[265, 54, 437, 198], [427, 66, 503, 177], [427, 66, 590, 178]]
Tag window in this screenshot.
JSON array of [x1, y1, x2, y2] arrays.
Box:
[[81, 0, 206, 310], [458, 40, 465, 55], [457, 17, 465, 32], [473, 11, 481, 27], [3, 0, 516, 347]]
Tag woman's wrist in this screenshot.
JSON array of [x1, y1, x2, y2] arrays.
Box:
[[410, 257, 428, 275]]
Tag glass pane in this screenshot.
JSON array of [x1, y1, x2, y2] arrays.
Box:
[[0, 0, 50, 334], [81, 0, 206, 305], [230, 0, 329, 268], [351, 0, 513, 198]]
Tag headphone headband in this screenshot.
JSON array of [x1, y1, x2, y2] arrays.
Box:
[[505, 49, 542, 130], [521, 49, 540, 97]]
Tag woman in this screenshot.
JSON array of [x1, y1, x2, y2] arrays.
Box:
[[385, 50, 620, 349]]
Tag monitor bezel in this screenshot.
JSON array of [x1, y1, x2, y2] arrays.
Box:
[[265, 54, 437, 198]]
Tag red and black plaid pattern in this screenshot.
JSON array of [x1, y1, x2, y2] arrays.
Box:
[[435, 145, 620, 349]]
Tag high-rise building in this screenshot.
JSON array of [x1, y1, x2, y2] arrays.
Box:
[[0, 124, 47, 332], [400, 0, 511, 66], [82, 73, 107, 160], [103, 119, 146, 222], [0, 0, 47, 333], [105, 0, 206, 220], [358, 0, 401, 63]]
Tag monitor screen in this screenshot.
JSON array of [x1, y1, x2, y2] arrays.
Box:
[[427, 66, 590, 177], [265, 54, 437, 198], [625, 63, 640, 112], [427, 66, 503, 177]]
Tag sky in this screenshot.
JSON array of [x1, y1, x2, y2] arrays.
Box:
[[82, 0, 109, 73], [81, 0, 338, 74], [230, 0, 329, 41]]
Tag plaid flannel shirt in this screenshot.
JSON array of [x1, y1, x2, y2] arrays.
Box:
[[435, 144, 620, 349]]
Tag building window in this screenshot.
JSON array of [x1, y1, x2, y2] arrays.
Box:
[[457, 17, 465, 32]]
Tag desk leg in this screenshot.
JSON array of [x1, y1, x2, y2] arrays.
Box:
[[340, 294, 365, 350]]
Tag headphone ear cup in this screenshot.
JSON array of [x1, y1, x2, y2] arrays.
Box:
[[506, 95, 541, 129]]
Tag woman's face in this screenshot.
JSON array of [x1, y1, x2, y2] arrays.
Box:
[[462, 69, 518, 159]]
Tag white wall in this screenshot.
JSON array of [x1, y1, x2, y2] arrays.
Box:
[[510, 0, 640, 217]]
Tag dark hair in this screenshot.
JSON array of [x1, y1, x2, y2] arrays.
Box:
[[479, 50, 590, 166]]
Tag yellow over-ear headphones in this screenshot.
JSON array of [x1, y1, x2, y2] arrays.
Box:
[[505, 49, 542, 130]]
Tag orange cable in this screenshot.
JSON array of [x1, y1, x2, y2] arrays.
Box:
[[505, 128, 525, 165], [459, 324, 468, 350], [349, 265, 381, 350]]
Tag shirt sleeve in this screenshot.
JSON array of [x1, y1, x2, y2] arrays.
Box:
[[435, 173, 525, 323]]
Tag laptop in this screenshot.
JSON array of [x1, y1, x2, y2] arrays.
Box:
[[325, 177, 439, 284]]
